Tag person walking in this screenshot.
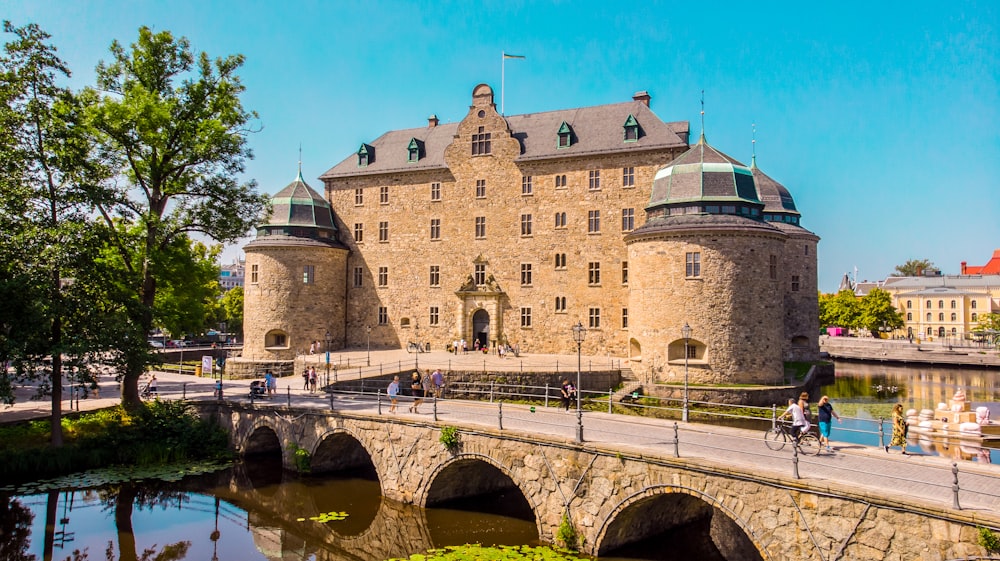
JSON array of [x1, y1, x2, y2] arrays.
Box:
[[431, 368, 445, 398], [308, 367, 317, 393], [886, 403, 909, 455], [779, 397, 809, 441], [816, 395, 842, 452], [387, 376, 400, 413], [302, 367, 310, 390], [409, 372, 424, 413], [264, 370, 276, 395], [560, 379, 575, 412]]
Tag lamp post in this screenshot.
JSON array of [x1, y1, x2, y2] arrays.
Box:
[[366, 325, 372, 366], [681, 322, 692, 423], [571, 321, 586, 443], [325, 330, 332, 386]]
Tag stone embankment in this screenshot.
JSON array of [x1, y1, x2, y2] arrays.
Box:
[[820, 335, 1000, 367]]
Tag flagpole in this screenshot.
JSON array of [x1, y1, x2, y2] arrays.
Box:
[[501, 51, 506, 115]]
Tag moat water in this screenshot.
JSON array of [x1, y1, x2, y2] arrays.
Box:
[[3, 362, 996, 560]]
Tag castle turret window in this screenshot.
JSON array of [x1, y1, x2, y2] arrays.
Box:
[[791, 275, 800, 292], [685, 252, 701, 278], [622, 308, 628, 328], [622, 261, 629, 284], [555, 212, 566, 229], [555, 296, 566, 312], [303, 265, 315, 284], [555, 253, 566, 269]]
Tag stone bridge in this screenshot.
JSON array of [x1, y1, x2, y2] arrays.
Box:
[[196, 401, 997, 561]]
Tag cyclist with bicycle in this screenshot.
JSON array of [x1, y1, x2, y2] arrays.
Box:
[[778, 397, 810, 441]]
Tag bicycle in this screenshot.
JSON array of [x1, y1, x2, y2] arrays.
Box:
[[764, 422, 820, 455]]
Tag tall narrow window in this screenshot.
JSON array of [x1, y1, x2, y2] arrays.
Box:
[[353, 223, 364, 243], [475, 216, 486, 239], [972, 300, 978, 309], [588, 262, 601, 285], [430, 218, 441, 240], [555, 296, 566, 312], [769, 255, 777, 280], [303, 265, 315, 284], [520, 263, 533, 286], [522, 175, 533, 196], [378, 267, 388, 287], [474, 264, 486, 286], [939, 313, 945, 321], [685, 252, 701, 277], [475, 179, 486, 198], [588, 308, 601, 329], [951, 313, 957, 321], [521, 214, 533, 236], [907, 312, 912, 321], [429, 306, 440, 326], [355, 188, 364, 205], [379, 186, 389, 204], [378, 306, 388, 325], [555, 174, 567, 189], [906, 300, 912, 309], [950, 300, 956, 309], [430, 182, 441, 201], [472, 126, 492, 155], [520, 307, 532, 328], [791, 275, 800, 292], [555, 212, 567, 228], [621, 261, 629, 284], [621, 208, 634, 231], [353, 266, 363, 287], [938, 300, 945, 309], [622, 167, 635, 187], [250, 264, 258, 284], [429, 265, 440, 287], [588, 169, 601, 190], [588, 210, 601, 233], [378, 221, 388, 242], [555, 253, 566, 269], [622, 308, 628, 328], [926, 300, 932, 308]]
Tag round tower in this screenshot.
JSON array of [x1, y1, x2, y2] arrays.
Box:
[[625, 135, 786, 385], [233, 169, 349, 378]]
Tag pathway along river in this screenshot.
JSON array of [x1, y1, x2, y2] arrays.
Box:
[[2, 361, 997, 561]]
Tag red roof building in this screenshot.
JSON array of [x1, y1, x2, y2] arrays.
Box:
[[961, 249, 1000, 275]]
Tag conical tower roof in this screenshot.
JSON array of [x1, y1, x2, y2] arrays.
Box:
[[252, 168, 340, 245], [750, 157, 801, 226]]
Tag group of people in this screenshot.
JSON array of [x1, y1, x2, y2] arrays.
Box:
[[780, 391, 909, 455], [250, 371, 277, 398], [387, 368, 446, 414], [302, 366, 319, 392]]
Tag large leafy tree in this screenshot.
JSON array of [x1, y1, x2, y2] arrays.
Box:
[[893, 259, 935, 277], [152, 237, 223, 338], [84, 27, 267, 409], [819, 290, 861, 330], [857, 287, 904, 337]]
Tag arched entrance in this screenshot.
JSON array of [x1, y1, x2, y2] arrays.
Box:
[[473, 309, 490, 349]]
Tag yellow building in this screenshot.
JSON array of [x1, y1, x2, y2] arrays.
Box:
[[882, 275, 1000, 340]]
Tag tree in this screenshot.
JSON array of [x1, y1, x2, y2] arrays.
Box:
[[893, 259, 935, 277], [973, 313, 1000, 332], [84, 27, 267, 409], [152, 238, 223, 338], [857, 287, 904, 337], [819, 290, 861, 330], [220, 285, 244, 339]]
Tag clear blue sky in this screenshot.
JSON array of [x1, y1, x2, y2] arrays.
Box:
[[7, 1, 999, 292]]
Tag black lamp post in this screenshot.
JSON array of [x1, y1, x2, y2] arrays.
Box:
[[682, 322, 692, 423], [572, 321, 586, 442], [325, 330, 331, 386], [366, 325, 372, 366]]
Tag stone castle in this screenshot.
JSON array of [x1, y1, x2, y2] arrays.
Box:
[[237, 84, 819, 384]]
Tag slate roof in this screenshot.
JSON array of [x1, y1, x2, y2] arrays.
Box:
[[883, 276, 1000, 291], [266, 170, 337, 232], [648, 135, 761, 208], [751, 158, 799, 215], [319, 100, 689, 179]]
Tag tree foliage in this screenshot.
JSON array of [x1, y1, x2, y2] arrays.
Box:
[[893, 259, 935, 277], [857, 287, 904, 336], [219, 285, 244, 337], [819, 290, 860, 329], [973, 313, 1000, 332]]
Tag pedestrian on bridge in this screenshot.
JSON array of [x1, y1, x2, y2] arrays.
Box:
[[409, 372, 424, 413], [886, 402, 909, 455], [817, 395, 841, 452], [387, 376, 400, 413], [560, 379, 576, 411]]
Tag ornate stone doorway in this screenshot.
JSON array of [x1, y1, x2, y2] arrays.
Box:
[[472, 309, 490, 349]]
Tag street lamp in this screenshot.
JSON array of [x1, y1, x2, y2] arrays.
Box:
[[366, 325, 372, 366], [325, 330, 332, 386], [571, 321, 586, 443], [681, 322, 692, 423]]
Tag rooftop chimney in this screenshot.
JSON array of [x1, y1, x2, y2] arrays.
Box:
[[632, 90, 651, 107], [961, 261, 967, 274], [428, 114, 439, 128]]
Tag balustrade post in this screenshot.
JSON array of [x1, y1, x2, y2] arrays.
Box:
[[878, 417, 885, 449], [249, 389, 254, 405], [490, 381, 495, 403], [433, 396, 438, 422], [377, 390, 382, 415], [576, 407, 584, 443], [329, 390, 334, 410], [498, 401, 503, 431], [673, 422, 679, 458], [952, 463, 961, 510], [771, 404, 777, 428], [792, 445, 800, 479], [608, 388, 613, 414], [287, 387, 291, 408], [545, 383, 549, 408]]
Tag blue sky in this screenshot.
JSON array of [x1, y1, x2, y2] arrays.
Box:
[[7, 1, 999, 292]]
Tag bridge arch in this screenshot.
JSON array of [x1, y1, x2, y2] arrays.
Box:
[[420, 453, 538, 530], [242, 422, 282, 458], [594, 484, 768, 561], [310, 428, 379, 478]]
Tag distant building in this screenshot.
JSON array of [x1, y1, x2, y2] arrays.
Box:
[[219, 258, 245, 291], [962, 249, 1000, 275], [882, 275, 1000, 340]]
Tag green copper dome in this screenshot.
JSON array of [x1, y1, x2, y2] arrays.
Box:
[[257, 169, 338, 241]]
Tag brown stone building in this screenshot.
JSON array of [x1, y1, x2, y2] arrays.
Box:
[[239, 84, 819, 384]]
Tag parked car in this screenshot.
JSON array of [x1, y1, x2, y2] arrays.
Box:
[[167, 339, 189, 348], [148, 340, 164, 348]]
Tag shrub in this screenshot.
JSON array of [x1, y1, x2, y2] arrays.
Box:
[[439, 426, 460, 451]]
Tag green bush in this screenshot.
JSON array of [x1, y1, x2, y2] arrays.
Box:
[[979, 526, 1000, 554], [439, 426, 460, 451]]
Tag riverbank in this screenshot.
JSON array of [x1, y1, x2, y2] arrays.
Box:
[[820, 335, 1000, 367]]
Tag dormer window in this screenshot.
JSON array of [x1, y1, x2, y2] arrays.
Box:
[[407, 138, 422, 163], [623, 114, 640, 142], [557, 121, 573, 148], [357, 143, 372, 167]]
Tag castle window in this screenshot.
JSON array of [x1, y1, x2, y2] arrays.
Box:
[[589, 307, 601, 329], [430, 218, 441, 240], [355, 188, 363, 205], [475, 217, 486, 239], [588, 210, 601, 233], [805, 245, 809, 255], [951, 300, 956, 309], [557, 121, 573, 148], [378, 267, 388, 287], [250, 264, 258, 284], [906, 312, 912, 321], [555, 296, 566, 312], [588, 262, 601, 285], [378, 307, 388, 325], [521, 263, 532, 286], [791, 275, 800, 292], [555, 253, 566, 269], [353, 266, 363, 287], [354, 223, 363, 243], [520, 214, 533, 236], [623, 114, 640, 142], [474, 264, 486, 285], [622, 261, 629, 284], [472, 126, 491, 155], [623, 166, 635, 187], [622, 308, 628, 328], [769, 255, 778, 280], [555, 212, 567, 229], [475, 179, 486, 198], [621, 208, 634, 232], [521, 307, 532, 328], [303, 265, 315, 285], [407, 138, 421, 162], [380, 186, 389, 204], [378, 221, 388, 242], [429, 265, 440, 287], [429, 306, 439, 326], [357, 144, 372, 167], [588, 170, 601, 190], [685, 252, 701, 278], [431, 182, 441, 201], [522, 175, 533, 196], [555, 174, 567, 189], [265, 330, 288, 348]]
